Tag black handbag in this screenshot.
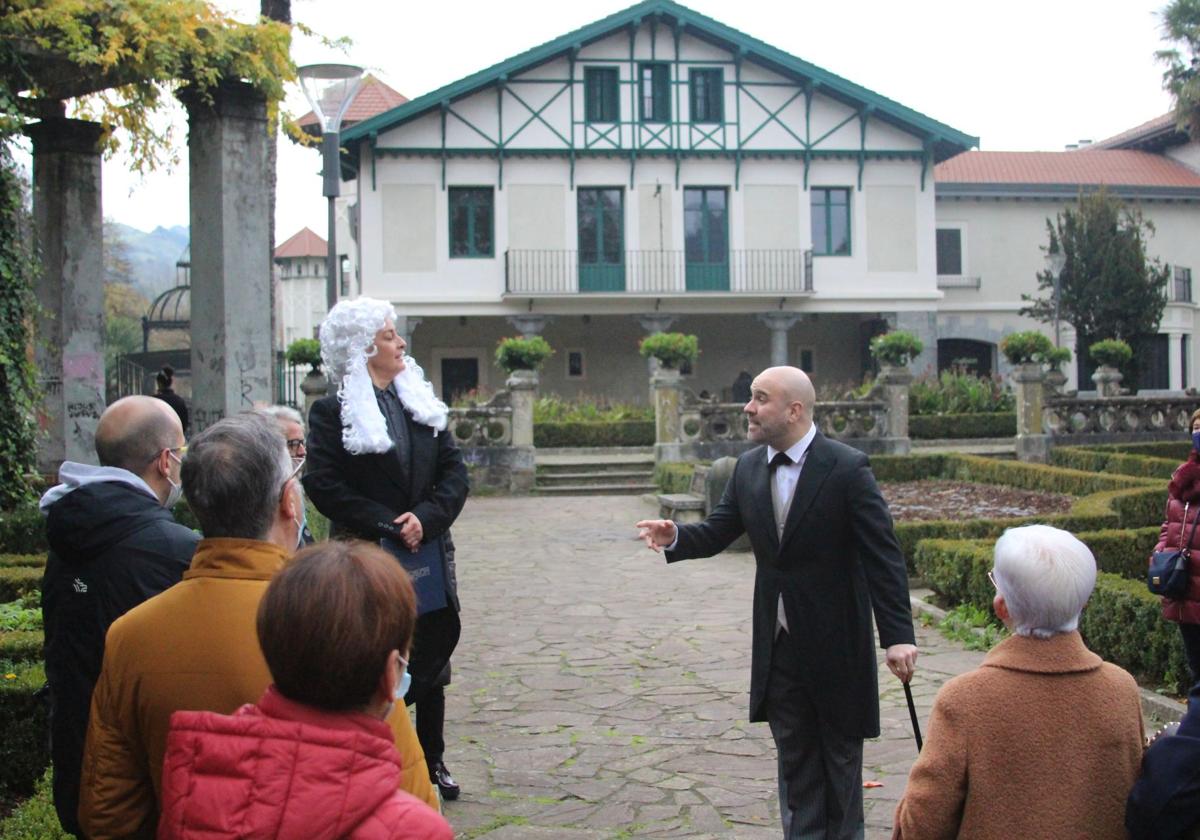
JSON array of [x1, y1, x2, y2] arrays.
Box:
[[1149, 502, 1200, 598]]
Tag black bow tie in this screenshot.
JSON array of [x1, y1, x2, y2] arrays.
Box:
[[770, 452, 793, 471]]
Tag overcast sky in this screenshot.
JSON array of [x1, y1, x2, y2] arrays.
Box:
[[87, 0, 1177, 238]]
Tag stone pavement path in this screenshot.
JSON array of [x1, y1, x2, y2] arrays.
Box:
[[435, 495, 986, 840]]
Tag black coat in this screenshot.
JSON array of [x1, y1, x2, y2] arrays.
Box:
[[42, 480, 197, 835], [667, 431, 914, 736], [303, 395, 470, 693], [1127, 681, 1200, 840]]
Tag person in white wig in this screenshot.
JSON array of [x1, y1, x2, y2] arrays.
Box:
[[303, 296, 470, 802]]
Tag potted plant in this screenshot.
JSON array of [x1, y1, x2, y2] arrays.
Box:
[[287, 337, 328, 406], [495, 336, 554, 375], [1088, 339, 1132, 397], [999, 331, 1054, 366], [638, 332, 699, 371], [868, 331, 923, 368]]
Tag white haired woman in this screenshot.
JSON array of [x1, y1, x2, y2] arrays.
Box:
[[303, 297, 470, 802], [892, 525, 1144, 840]]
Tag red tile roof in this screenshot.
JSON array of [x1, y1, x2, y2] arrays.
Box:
[[934, 150, 1200, 188], [274, 227, 327, 259], [1090, 113, 1182, 150], [297, 74, 408, 131]]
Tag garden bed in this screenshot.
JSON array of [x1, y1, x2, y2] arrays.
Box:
[[881, 480, 1073, 521]]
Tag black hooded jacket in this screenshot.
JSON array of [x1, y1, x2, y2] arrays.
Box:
[[42, 479, 197, 836]]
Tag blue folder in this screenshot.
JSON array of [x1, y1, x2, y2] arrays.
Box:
[[380, 536, 448, 615]]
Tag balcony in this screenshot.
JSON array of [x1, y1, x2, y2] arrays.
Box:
[[505, 249, 814, 296], [936, 274, 982, 290]]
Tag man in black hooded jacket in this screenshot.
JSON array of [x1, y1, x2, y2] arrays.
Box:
[[39, 396, 197, 836]]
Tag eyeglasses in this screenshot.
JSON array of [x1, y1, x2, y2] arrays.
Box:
[[153, 445, 187, 464], [987, 570, 998, 590], [285, 438, 305, 454]]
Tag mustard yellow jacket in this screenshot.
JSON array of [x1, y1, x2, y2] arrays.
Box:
[[78, 538, 438, 839]]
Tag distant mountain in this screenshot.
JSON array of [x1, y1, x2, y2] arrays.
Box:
[[106, 222, 189, 300]]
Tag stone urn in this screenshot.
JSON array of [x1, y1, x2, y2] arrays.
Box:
[[300, 368, 329, 415], [1091, 365, 1123, 398], [1044, 366, 1067, 396]]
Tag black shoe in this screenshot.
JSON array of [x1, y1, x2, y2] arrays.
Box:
[[431, 761, 460, 801]]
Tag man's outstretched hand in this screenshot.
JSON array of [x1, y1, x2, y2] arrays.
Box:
[[886, 643, 919, 683], [635, 519, 678, 553]]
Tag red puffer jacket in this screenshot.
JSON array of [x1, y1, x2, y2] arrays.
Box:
[[1155, 455, 1200, 624], [157, 687, 452, 840]]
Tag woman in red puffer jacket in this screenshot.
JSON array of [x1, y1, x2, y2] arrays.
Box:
[[157, 542, 452, 840], [1153, 408, 1200, 685]]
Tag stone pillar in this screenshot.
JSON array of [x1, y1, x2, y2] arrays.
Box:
[[1011, 363, 1050, 462], [394, 316, 422, 354], [875, 364, 913, 455], [182, 82, 273, 432], [638, 314, 678, 396], [26, 118, 107, 472], [892, 311, 938, 375], [505, 314, 551, 338], [506, 368, 537, 491], [1091, 366, 1124, 398], [757, 312, 802, 367], [652, 367, 683, 463], [300, 370, 329, 419], [1169, 333, 1184, 391]]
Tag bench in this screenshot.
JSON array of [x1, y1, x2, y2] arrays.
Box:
[[657, 464, 710, 524]]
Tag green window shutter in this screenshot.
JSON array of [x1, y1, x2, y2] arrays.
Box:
[[689, 68, 722, 124]]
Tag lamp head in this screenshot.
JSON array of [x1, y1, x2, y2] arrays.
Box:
[[298, 63, 365, 134]]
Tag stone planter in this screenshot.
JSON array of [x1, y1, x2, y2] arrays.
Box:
[[1043, 367, 1067, 397], [1091, 365, 1124, 398], [652, 367, 683, 460], [299, 369, 329, 416], [1009, 362, 1049, 462], [504, 368, 538, 448], [875, 364, 913, 451]]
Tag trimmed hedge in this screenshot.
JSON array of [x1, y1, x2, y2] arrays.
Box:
[[909, 412, 1016, 440], [0, 568, 40, 602], [1050, 447, 1179, 480], [1082, 527, 1161, 581], [534, 421, 655, 448], [1081, 442, 1192, 461], [1081, 573, 1190, 694], [0, 631, 42, 662], [0, 554, 44, 569], [0, 506, 45, 555], [0, 769, 71, 840], [0, 661, 49, 798]]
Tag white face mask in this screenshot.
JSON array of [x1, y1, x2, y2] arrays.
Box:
[[164, 451, 184, 509]]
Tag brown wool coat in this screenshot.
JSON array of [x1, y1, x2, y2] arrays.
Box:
[[77, 539, 438, 840], [892, 631, 1143, 840]]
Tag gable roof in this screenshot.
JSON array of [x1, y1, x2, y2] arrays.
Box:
[[297, 74, 408, 133], [274, 227, 327, 259], [1089, 112, 1188, 153], [341, 0, 976, 162], [934, 150, 1200, 200]]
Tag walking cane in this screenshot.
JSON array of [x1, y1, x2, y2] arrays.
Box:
[[904, 680, 923, 752]]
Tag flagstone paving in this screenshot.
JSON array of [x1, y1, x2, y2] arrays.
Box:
[[434, 495, 987, 840]]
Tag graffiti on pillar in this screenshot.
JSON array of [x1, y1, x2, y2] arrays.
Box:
[[67, 402, 101, 420], [192, 407, 225, 433], [40, 376, 63, 396], [235, 343, 257, 408]]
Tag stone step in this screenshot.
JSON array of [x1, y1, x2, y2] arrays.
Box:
[[536, 446, 654, 457], [536, 453, 656, 469], [536, 459, 655, 476], [535, 470, 655, 487], [533, 482, 659, 496]]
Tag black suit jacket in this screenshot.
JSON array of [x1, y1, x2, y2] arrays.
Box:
[[303, 395, 469, 605], [667, 431, 914, 737]]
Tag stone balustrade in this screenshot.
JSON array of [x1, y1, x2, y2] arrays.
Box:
[[1044, 396, 1195, 438], [447, 406, 514, 447], [815, 400, 890, 440]]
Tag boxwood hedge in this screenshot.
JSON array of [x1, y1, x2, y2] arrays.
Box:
[[909, 412, 1016, 440], [534, 420, 655, 448], [0, 661, 49, 798], [1050, 447, 1179, 480]]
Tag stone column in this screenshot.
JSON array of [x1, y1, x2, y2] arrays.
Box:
[[1011, 363, 1050, 462], [182, 82, 273, 432], [300, 370, 329, 418], [638, 314, 678, 397], [875, 364, 913, 455], [757, 312, 802, 367], [652, 367, 683, 463], [1169, 333, 1184, 391], [506, 314, 551, 338], [506, 368, 537, 492], [26, 118, 107, 472]]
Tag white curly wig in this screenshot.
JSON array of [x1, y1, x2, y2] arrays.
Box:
[[318, 296, 449, 454]]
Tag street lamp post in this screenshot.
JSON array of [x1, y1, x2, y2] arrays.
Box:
[[298, 63, 365, 312], [1045, 249, 1067, 348]]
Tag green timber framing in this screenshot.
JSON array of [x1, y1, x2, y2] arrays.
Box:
[[340, 0, 977, 193]]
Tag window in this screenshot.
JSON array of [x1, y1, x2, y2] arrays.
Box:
[[936, 228, 963, 275], [584, 67, 619, 123], [799, 349, 814, 373], [684, 187, 729, 290], [1137, 334, 1170, 390], [639, 63, 670, 123], [811, 188, 851, 256], [448, 187, 493, 258], [567, 350, 585, 379], [689, 68, 723, 124], [1175, 265, 1193, 303]]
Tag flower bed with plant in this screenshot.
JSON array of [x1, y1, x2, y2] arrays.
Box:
[[1089, 338, 1134, 369], [495, 336, 554, 373], [284, 338, 322, 371], [868, 331, 923, 366], [638, 332, 699, 370], [531, 395, 654, 448], [907, 367, 1016, 439]]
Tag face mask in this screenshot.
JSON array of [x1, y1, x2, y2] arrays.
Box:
[[164, 451, 184, 509], [1192, 431, 1200, 453], [395, 654, 412, 700]]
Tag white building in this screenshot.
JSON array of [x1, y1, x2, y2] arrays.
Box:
[[274, 227, 330, 347], [934, 114, 1200, 392], [338, 0, 976, 403]]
